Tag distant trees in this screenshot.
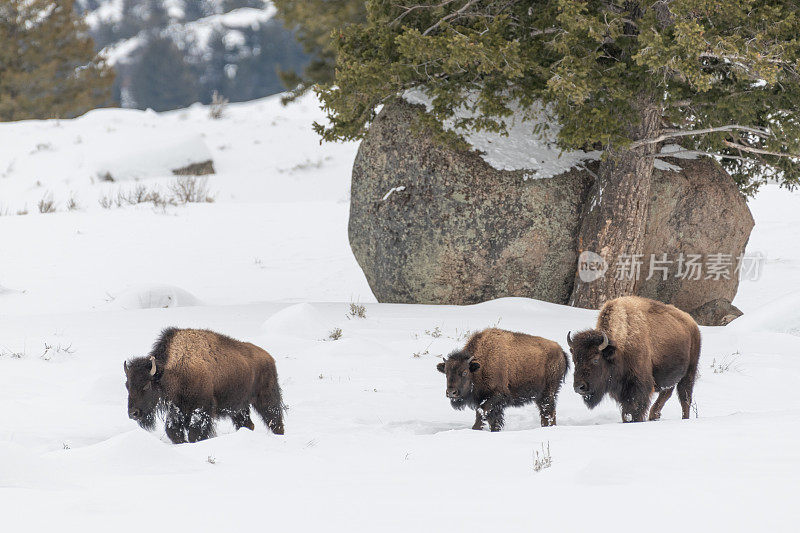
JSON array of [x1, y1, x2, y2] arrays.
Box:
[[83, 0, 308, 111], [182, 0, 213, 22], [0, 0, 114, 121], [128, 36, 198, 111], [273, 0, 365, 101], [223, 0, 264, 9]]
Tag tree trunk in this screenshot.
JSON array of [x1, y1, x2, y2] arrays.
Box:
[[569, 99, 661, 309]]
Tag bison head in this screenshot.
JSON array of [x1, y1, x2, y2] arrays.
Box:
[[123, 356, 161, 430], [436, 350, 480, 410], [567, 330, 616, 408]]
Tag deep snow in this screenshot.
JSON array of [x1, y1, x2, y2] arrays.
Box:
[[1, 93, 799, 532]]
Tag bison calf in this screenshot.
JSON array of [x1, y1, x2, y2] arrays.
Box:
[[124, 328, 284, 443], [568, 296, 701, 423], [436, 328, 569, 431]]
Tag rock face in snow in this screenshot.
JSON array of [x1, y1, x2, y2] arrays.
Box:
[[688, 298, 743, 327], [350, 99, 591, 307], [349, 99, 754, 325], [638, 157, 754, 318]]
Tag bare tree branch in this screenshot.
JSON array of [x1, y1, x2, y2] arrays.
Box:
[[722, 140, 800, 159], [629, 124, 771, 148], [390, 0, 460, 27], [423, 0, 482, 36]]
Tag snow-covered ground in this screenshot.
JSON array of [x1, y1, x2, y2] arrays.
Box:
[[1, 94, 799, 531]]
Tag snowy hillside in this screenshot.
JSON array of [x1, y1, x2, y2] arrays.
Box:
[[1, 94, 799, 531], [86, 3, 279, 65], [76, 1, 306, 109]]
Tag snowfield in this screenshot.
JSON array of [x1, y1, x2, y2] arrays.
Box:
[[1, 93, 799, 531]]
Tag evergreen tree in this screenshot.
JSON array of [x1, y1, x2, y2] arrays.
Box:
[[0, 0, 114, 121], [144, 0, 170, 31], [273, 0, 365, 101], [118, 0, 145, 39], [128, 35, 198, 111], [223, 0, 264, 9], [182, 0, 212, 22], [200, 29, 234, 100], [229, 20, 308, 101], [317, 0, 800, 308]]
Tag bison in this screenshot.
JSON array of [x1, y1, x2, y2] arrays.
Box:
[[567, 296, 701, 423], [124, 328, 284, 443], [436, 328, 569, 431]]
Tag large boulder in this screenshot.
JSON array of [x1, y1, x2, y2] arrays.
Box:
[[349, 99, 754, 324]]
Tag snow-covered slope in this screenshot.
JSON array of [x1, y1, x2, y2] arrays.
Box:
[[0, 94, 365, 315], [1, 94, 799, 531], [82, 1, 278, 65], [99, 6, 279, 65]]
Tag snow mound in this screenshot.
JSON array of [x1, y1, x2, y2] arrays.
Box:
[[730, 289, 800, 335], [261, 303, 340, 339], [109, 284, 200, 310], [0, 284, 21, 295], [403, 89, 600, 179], [95, 133, 213, 181]]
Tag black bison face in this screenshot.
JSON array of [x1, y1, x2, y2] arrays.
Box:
[[436, 351, 480, 409], [124, 358, 161, 430], [567, 330, 616, 408]]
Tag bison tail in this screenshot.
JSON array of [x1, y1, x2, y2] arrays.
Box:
[[560, 347, 570, 382]]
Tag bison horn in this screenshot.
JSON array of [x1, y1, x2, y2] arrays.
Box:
[[123, 360, 128, 373], [598, 332, 609, 351], [466, 355, 475, 364], [566, 331, 573, 346], [149, 356, 157, 376]]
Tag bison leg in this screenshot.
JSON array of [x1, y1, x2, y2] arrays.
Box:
[[535, 394, 557, 427], [253, 393, 284, 435], [677, 373, 697, 420], [676, 351, 699, 419], [472, 409, 485, 430], [487, 408, 505, 432], [230, 409, 255, 431], [186, 408, 215, 443], [480, 395, 505, 432], [254, 403, 284, 435], [648, 388, 674, 421], [620, 402, 648, 423], [165, 404, 188, 444]]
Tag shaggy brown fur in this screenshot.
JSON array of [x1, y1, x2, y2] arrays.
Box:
[[568, 296, 701, 423], [124, 328, 284, 443], [436, 328, 569, 431]]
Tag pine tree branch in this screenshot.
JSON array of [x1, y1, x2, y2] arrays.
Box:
[[629, 124, 771, 148], [423, 0, 482, 36], [722, 140, 800, 159], [390, 0, 460, 27], [530, 27, 561, 37], [647, 150, 749, 161]]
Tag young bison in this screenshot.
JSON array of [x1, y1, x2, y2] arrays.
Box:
[[436, 328, 569, 431], [124, 328, 284, 443], [568, 296, 701, 423]]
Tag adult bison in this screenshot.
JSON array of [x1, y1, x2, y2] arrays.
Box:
[[568, 296, 701, 423], [124, 328, 284, 443], [436, 328, 569, 431]]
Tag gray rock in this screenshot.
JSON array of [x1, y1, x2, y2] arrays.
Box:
[[689, 298, 743, 327], [172, 160, 215, 176], [637, 157, 754, 313], [349, 99, 755, 315]]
